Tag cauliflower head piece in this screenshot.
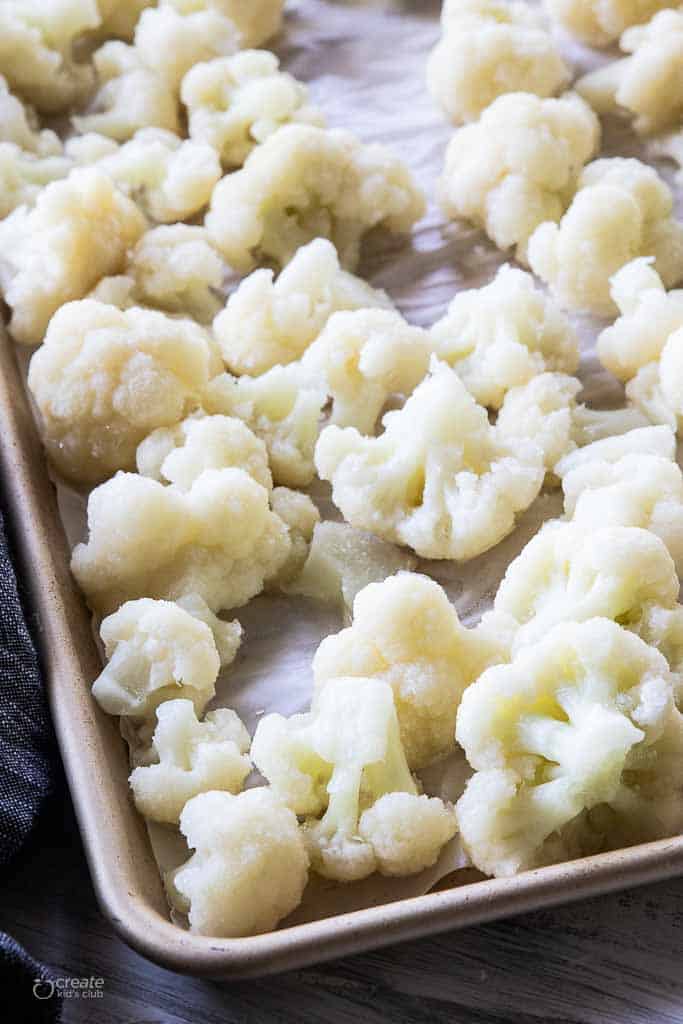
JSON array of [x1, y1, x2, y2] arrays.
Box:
[[527, 158, 683, 315], [546, 0, 677, 48], [0, 75, 62, 155], [0, 169, 147, 346], [312, 572, 501, 769], [213, 237, 393, 376], [495, 372, 582, 473], [205, 124, 425, 272], [430, 264, 579, 409], [456, 618, 683, 876], [169, 788, 309, 936], [167, 0, 284, 48], [71, 467, 292, 615], [438, 93, 600, 260], [133, 4, 239, 92], [315, 359, 545, 560], [182, 50, 324, 169], [129, 699, 251, 824], [427, 0, 570, 124], [28, 300, 217, 485], [0, 143, 72, 219]]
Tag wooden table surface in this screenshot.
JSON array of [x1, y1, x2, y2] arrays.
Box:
[[3, 785, 683, 1024]]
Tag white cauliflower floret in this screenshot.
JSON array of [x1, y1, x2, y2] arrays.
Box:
[[0, 0, 97, 113], [134, 4, 239, 92], [92, 598, 240, 719], [527, 158, 683, 315], [73, 42, 181, 141], [268, 486, 320, 586], [0, 144, 72, 219], [205, 124, 425, 272], [456, 618, 683, 876], [426, 0, 570, 124], [577, 9, 683, 134], [438, 93, 599, 260], [252, 676, 455, 881], [312, 572, 501, 769], [301, 309, 432, 435], [86, 128, 221, 222], [0, 76, 61, 154], [165, 0, 284, 48], [71, 467, 291, 615], [213, 237, 393, 376], [430, 265, 579, 408], [495, 372, 581, 473], [204, 364, 326, 487], [358, 792, 457, 877], [175, 592, 244, 667], [556, 422, 676, 473], [286, 521, 416, 618], [129, 699, 251, 824], [182, 51, 324, 169], [545, 0, 676, 48], [28, 301, 217, 485], [315, 359, 545, 560], [0, 169, 146, 346], [169, 788, 309, 937], [490, 521, 680, 656]]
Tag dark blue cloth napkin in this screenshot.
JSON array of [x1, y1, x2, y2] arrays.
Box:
[[0, 502, 61, 1022]]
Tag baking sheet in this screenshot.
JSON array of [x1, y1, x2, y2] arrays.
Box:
[[20, 0, 683, 929]]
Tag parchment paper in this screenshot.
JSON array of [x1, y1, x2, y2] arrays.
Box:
[[40, 0, 683, 927]]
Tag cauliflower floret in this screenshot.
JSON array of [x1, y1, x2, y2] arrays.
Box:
[[456, 618, 683, 876], [490, 521, 680, 656], [577, 9, 683, 134], [85, 128, 221, 222], [213, 237, 393, 376], [527, 158, 683, 315], [312, 572, 502, 769], [285, 521, 416, 618], [358, 792, 457, 877], [71, 467, 291, 615], [73, 42, 181, 141], [426, 0, 570, 124], [252, 676, 455, 881], [651, 129, 683, 186], [0, 75, 61, 154], [175, 592, 243, 666], [0, 169, 146, 346], [315, 359, 545, 560], [556, 421, 676, 471], [129, 699, 251, 824], [204, 364, 326, 487], [268, 486, 320, 586], [182, 51, 324, 169], [169, 788, 309, 937], [495, 372, 582, 473], [0, 144, 72, 219], [134, 4, 239, 92], [301, 309, 432, 435], [0, 0, 97, 113], [27, 300, 217, 485], [545, 0, 676, 48], [92, 597, 240, 719], [205, 124, 425, 272], [165, 0, 284, 48], [430, 265, 579, 408], [438, 93, 599, 260]]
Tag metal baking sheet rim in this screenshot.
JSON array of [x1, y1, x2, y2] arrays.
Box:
[[2, 324, 683, 980]]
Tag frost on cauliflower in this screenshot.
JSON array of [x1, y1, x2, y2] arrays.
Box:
[[312, 572, 501, 769], [426, 0, 570, 124], [204, 364, 326, 487], [456, 618, 683, 877], [182, 51, 324, 170], [213, 238, 393, 376], [129, 699, 251, 824], [0, 76, 61, 154], [92, 597, 240, 719], [27, 300, 217, 485], [72, 42, 181, 141], [545, 0, 676, 48], [430, 265, 579, 408], [438, 93, 599, 260], [527, 158, 683, 316], [285, 521, 417, 618], [71, 467, 291, 615], [489, 521, 680, 657], [577, 9, 683, 135], [252, 676, 456, 881], [0, 144, 72, 219], [169, 788, 309, 937], [0, 169, 146, 347], [0, 0, 97, 113], [315, 359, 545, 560], [301, 309, 433, 435], [205, 124, 425, 272]]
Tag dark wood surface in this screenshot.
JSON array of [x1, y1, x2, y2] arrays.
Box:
[[3, 785, 683, 1024]]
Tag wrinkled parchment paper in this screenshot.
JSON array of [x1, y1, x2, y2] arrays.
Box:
[[40, 0, 683, 927]]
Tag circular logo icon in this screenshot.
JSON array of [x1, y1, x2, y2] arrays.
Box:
[[32, 979, 55, 1001]]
